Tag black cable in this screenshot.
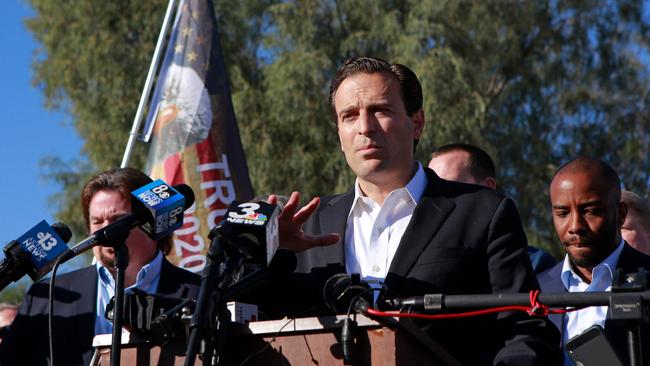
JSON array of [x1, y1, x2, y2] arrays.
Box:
[[48, 257, 64, 366], [342, 287, 376, 365]]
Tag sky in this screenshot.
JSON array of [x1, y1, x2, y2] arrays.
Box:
[[0, 2, 84, 259]]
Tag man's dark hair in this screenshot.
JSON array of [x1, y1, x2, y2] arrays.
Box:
[[432, 143, 496, 181], [328, 56, 423, 148], [552, 157, 622, 201], [81, 167, 173, 255], [329, 57, 423, 117]]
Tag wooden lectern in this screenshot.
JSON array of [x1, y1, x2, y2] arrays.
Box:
[[91, 315, 460, 365]]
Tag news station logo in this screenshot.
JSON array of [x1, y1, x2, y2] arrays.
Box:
[[137, 182, 177, 208], [226, 203, 269, 226], [131, 179, 185, 240], [18, 220, 67, 269]]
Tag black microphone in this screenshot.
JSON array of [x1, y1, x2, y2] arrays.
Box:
[[217, 200, 280, 268], [184, 201, 282, 364], [56, 183, 195, 264], [0, 221, 72, 291], [221, 249, 297, 300], [322, 273, 372, 365], [323, 273, 372, 314]]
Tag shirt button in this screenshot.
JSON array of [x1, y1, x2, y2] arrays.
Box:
[[372, 265, 381, 273]]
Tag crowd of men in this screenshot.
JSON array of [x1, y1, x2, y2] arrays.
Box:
[[1, 56, 650, 365]]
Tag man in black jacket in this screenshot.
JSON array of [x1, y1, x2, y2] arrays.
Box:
[[0, 168, 200, 366], [264, 57, 560, 365], [538, 157, 650, 365]]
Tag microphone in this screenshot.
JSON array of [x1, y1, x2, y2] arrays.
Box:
[[221, 249, 297, 300], [218, 200, 280, 268], [132, 181, 195, 240], [56, 182, 195, 264], [323, 273, 372, 314], [185, 201, 281, 363], [322, 273, 372, 365], [0, 220, 72, 291]]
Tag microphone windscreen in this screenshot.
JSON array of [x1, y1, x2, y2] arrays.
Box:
[[51, 222, 72, 243], [268, 249, 297, 275], [172, 184, 196, 209], [323, 273, 373, 313]]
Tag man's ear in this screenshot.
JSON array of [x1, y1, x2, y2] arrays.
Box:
[[412, 109, 425, 139], [618, 201, 628, 228], [482, 177, 497, 190]]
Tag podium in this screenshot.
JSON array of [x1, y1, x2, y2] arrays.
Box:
[[91, 315, 461, 365]]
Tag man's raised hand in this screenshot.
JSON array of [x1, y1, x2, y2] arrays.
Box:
[[268, 192, 339, 252]]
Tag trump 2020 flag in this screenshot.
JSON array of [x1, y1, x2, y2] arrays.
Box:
[[144, 0, 254, 272]]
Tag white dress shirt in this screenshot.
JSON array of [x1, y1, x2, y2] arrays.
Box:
[[560, 240, 625, 365], [344, 163, 427, 285]]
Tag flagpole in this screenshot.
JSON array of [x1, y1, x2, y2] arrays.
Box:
[[121, 0, 179, 168]]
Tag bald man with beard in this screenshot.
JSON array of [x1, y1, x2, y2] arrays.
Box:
[[538, 157, 650, 366]]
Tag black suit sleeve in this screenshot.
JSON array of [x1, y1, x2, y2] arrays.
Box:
[[487, 197, 561, 366]]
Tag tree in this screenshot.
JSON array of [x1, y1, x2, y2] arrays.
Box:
[[27, 0, 650, 260]]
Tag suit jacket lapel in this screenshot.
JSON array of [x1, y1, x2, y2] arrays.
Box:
[[73, 266, 99, 338], [77, 266, 99, 314], [309, 191, 354, 266], [540, 263, 566, 342], [387, 171, 455, 278]]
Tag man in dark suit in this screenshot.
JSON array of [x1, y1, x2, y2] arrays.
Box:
[[537, 157, 650, 365], [266, 57, 559, 365], [0, 168, 200, 366]]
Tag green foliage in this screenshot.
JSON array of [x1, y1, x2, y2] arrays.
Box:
[[27, 0, 650, 266], [0, 282, 28, 305], [26, 0, 169, 240]]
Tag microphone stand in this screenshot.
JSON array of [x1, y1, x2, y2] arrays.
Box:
[[90, 215, 138, 366], [110, 242, 129, 366], [205, 249, 245, 366], [185, 225, 247, 366], [185, 228, 223, 365], [185, 226, 240, 366], [384, 269, 650, 366]]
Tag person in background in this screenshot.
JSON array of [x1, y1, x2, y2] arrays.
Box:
[[429, 142, 556, 273], [0, 167, 200, 366], [428, 142, 496, 189], [538, 157, 650, 366], [620, 189, 650, 255]]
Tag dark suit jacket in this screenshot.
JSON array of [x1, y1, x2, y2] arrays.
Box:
[[0, 257, 200, 366], [538, 243, 650, 365], [258, 168, 560, 365]]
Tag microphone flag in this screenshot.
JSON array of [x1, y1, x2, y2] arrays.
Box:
[[17, 220, 68, 272]]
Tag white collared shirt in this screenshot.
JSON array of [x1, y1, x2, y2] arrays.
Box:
[[95, 250, 164, 335], [560, 240, 625, 365], [344, 163, 427, 284]]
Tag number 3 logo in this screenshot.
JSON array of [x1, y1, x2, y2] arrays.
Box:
[[228, 203, 260, 219]]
